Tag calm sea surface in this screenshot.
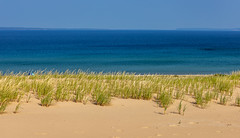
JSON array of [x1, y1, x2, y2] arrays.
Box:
[[0, 30, 240, 74]]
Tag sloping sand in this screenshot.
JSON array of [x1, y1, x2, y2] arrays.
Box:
[[1, 97, 240, 138]]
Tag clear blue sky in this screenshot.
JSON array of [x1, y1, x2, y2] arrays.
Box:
[[0, 0, 240, 30]]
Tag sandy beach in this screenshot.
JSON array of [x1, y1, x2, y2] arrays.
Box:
[[0, 72, 240, 138], [1, 92, 240, 138]]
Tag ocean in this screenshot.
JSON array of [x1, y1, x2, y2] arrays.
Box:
[[0, 30, 240, 74]]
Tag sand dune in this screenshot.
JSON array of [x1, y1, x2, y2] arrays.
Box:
[[1, 97, 240, 138]]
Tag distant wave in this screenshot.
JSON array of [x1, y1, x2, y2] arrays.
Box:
[[200, 48, 216, 51]]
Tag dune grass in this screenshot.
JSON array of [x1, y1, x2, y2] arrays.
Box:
[[0, 70, 240, 114], [235, 96, 240, 107]]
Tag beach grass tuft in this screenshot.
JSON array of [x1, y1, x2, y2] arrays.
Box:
[[0, 70, 239, 114], [235, 96, 240, 107]]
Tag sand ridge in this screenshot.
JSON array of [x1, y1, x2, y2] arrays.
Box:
[[1, 97, 240, 138]]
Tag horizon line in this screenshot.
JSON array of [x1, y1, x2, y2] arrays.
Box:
[[0, 27, 240, 31]]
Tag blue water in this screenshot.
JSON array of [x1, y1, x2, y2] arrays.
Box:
[[0, 30, 240, 74]]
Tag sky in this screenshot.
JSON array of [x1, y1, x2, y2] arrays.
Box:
[[0, 0, 240, 30]]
